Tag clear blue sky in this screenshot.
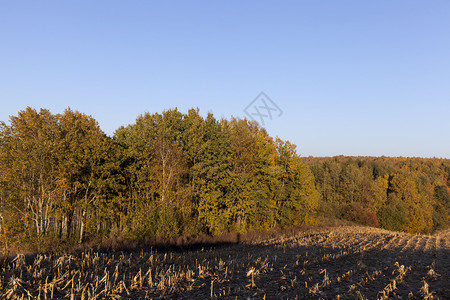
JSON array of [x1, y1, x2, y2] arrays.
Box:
[[1, 1, 449, 158]]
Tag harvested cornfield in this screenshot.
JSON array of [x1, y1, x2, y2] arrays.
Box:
[[0, 226, 448, 299]]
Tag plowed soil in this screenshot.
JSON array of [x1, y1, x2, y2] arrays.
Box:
[[1, 226, 449, 299]]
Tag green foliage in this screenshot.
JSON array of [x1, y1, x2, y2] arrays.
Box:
[[378, 199, 409, 232], [0, 107, 119, 248], [1, 107, 448, 253], [432, 185, 449, 230], [274, 139, 319, 226], [0, 106, 321, 251], [306, 156, 449, 233]]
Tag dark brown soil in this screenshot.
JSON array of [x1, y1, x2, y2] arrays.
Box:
[[1, 226, 448, 299]]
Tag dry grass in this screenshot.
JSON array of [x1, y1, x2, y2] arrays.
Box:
[[0, 225, 448, 299]]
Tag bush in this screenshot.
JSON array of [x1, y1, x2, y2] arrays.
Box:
[[377, 200, 408, 232], [342, 202, 379, 227]]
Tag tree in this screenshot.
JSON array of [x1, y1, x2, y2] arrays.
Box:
[[114, 109, 190, 238], [56, 108, 117, 242], [192, 114, 233, 234], [0, 108, 59, 239], [274, 139, 319, 225]]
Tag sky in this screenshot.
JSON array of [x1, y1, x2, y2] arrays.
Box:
[[1, 1, 449, 158]]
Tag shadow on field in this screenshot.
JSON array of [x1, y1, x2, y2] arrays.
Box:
[[86, 224, 320, 254], [0, 226, 449, 299]]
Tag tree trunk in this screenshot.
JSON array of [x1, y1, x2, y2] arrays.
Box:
[[79, 209, 86, 244]]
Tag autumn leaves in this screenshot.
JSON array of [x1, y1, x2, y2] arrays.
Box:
[[0, 107, 318, 251]]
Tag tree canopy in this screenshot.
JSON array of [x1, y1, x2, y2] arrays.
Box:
[[306, 156, 449, 233], [1, 107, 320, 252], [1, 108, 448, 253]]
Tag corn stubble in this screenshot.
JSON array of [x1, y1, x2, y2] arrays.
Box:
[[0, 226, 448, 299]]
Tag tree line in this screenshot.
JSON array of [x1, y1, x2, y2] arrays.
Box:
[[0, 107, 319, 252], [305, 156, 449, 233], [0, 108, 448, 252]]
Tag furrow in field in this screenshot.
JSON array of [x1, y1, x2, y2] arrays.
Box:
[[387, 233, 411, 252], [423, 236, 437, 253], [381, 233, 404, 251], [410, 235, 427, 253], [399, 235, 421, 253], [433, 230, 450, 296]]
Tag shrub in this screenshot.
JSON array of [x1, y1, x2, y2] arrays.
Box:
[[342, 202, 379, 227], [377, 200, 408, 231]]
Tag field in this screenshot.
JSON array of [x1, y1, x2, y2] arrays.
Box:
[[1, 226, 448, 299]]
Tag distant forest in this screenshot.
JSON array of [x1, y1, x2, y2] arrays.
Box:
[[0, 107, 448, 252]]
